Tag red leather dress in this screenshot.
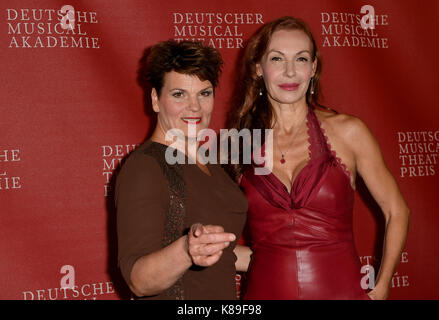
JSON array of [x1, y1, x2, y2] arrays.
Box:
[[241, 107, 370, 300]]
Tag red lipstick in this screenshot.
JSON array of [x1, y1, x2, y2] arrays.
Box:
[[182, 117, 202, 124], [279, 83, 299, 91]]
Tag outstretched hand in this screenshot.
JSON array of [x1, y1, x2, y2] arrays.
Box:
[[187, 223, 236, 267]]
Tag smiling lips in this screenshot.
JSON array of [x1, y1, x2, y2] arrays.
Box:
[[182, 117, 202, 124], [279, 83, 300, 91]]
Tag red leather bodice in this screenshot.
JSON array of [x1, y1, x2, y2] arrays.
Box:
[[240, 107, 370, 300]]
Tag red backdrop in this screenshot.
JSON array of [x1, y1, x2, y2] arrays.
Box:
[[1, 0, 438, 300]]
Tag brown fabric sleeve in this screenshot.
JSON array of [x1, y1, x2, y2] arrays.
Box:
[[115, 150, 169, 287]]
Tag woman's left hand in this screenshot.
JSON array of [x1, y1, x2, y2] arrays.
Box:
[[187, 223, 236, 267], [367, 286, 389, 300]]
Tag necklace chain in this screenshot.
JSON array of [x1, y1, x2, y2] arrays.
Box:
[[275, 111, 308, 164]]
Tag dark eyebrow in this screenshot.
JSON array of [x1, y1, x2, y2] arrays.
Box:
[[266, 49, 311, 56], [200, 85, 213, 92], [266, 50, 285, 56], [169, 85, 213, 92], [296, 50, 312, 55]]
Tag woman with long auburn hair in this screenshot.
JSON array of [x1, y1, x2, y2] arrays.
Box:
[[228, 16, 410, 300]]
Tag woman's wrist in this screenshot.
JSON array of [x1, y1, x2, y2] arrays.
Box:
[[180, 235, 193, 266]]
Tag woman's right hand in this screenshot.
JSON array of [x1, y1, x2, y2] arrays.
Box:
[[187, 223, 236, 267]]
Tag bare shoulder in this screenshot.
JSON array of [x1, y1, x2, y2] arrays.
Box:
[[314, 108, 372, 142]]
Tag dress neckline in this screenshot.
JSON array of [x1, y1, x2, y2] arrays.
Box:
[[268, 108, 313, 195], [265, 107, 355, 196]]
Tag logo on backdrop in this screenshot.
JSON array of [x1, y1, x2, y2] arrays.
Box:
[[172, 12, 264, 49], [321, 5, 389, 48], [360, 251, 410, 290], [0, 148, 22, 191], [398, 131, 439, 178], [102, 144, 138, 197], [6, 5, 100, 49], [23, 265, 116, 300]]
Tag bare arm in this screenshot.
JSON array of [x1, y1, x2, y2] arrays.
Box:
[[130, 224, 236, 297], [129, 235, 190, 297], [347, 117, 410, 300], [234, 244, 253, 272]]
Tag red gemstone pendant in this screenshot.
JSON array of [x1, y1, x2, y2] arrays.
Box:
[[280, 157, 286, 164]]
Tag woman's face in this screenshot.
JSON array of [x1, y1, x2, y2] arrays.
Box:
[[256, 29, 317, 107], [152, 71, 214, 140]]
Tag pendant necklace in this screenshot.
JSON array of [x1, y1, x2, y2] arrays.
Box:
[[276, 111, 308, 164]]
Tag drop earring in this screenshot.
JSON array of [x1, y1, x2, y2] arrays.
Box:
[[310, 77, 315, 95]]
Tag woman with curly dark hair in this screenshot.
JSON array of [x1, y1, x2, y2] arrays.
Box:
[[116, 40, 247, 300]]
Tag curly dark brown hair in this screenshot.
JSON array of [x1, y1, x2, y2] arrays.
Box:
[[137, 40, 223, 97]]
